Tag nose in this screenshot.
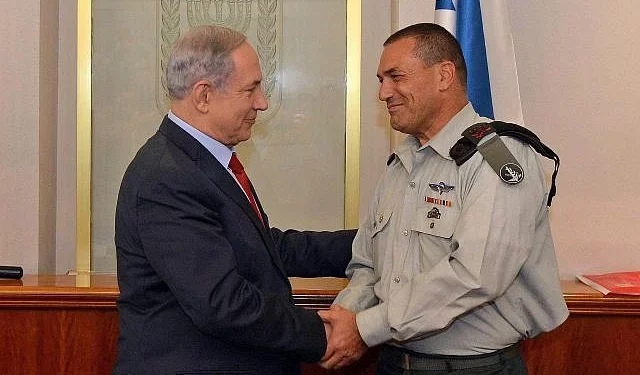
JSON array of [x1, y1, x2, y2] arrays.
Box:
[[378, 79, 393, 102], [254, 86, 269, 111]]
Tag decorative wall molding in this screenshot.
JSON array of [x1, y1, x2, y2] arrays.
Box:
[[157, 0, 282, 122]]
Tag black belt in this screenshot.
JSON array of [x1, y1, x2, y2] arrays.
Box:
[[380, 343, 521, 371]]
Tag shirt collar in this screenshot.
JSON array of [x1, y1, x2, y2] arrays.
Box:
[[425, 102, 489, 159], [168, 110, 235, 168], [391, 103, 489, 169]]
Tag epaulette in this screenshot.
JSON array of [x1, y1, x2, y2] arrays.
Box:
[[449, 121, 560, 206]]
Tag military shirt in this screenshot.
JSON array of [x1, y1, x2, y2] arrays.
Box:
[[334, 103, 569, 355]]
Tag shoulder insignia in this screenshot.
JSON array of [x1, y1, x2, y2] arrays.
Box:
[[500, 163, 524, 184], [450, 121, 560, 206]]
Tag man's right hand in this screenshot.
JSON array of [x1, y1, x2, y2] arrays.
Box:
[[317, 305, 367, 369]]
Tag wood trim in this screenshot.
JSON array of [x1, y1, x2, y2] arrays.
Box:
[[290, 277, 348, 310], [562, 279, 640, 315], [0, 275, 118, 309], [2, 276, 640, 315]]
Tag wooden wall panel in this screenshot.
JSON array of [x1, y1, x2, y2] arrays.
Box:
[[521, 315, 640, 375], [0, 308, 118, 375]]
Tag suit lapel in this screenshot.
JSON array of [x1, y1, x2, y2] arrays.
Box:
[[158, 117, 288, 278]]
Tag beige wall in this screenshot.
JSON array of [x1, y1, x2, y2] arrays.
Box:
[[0, 0, 57, 274], [508, 1, 640, 278], [3, 0, 640, 278]]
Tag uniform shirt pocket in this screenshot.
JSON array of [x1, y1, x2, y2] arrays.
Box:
[[370, 209, 393, 238], [412, 204, 459, 239], [369, 209, 393, 272]]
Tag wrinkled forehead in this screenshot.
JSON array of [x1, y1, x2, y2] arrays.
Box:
[[229, 42, 263, 81], [378, 38, 420, 73]]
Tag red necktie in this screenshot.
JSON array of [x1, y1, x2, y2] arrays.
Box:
[[229, 153, 264, 225]]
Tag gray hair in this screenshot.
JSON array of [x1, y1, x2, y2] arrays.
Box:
[[166, 25, 247, 100]]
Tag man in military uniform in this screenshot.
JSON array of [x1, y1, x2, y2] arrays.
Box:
[[318, 23, 568, 375]]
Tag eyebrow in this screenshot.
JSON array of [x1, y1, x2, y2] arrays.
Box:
[[243, 79, 262, 89], [377, 67, 402, 79]]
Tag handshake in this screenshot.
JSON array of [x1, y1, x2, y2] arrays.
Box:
[[317, 304, 368, 370]]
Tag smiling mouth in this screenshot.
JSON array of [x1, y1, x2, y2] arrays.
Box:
[[387, 103, 402, 113]]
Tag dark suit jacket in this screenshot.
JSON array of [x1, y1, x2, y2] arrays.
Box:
[[113, 116, 355, 375]]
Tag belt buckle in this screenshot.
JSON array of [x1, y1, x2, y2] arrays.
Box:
[[402, 353, 411, 370]]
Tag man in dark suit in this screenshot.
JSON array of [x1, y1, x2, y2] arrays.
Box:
[[113, 25, 355, 375]]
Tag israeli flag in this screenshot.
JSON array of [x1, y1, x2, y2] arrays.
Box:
[[435, 0, 523, 124]]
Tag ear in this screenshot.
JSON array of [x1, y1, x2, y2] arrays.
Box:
[[436, 61, 456, 91], [191, 79, 211, 113]]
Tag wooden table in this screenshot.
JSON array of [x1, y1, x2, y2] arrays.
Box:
[[1, 276, 639, 374]]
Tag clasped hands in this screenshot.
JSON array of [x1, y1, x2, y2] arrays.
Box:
[[317, 304, 367, 370]]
